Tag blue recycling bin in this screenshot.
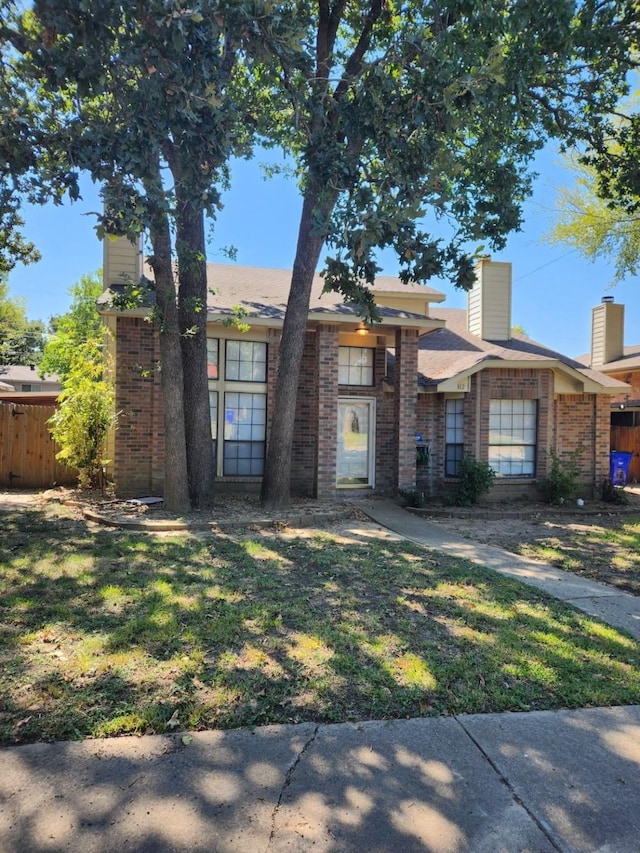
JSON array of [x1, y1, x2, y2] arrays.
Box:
[[610, 451, 633, 486]]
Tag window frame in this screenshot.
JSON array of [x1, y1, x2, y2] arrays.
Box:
[[338, 346, 375, 387], [445, 398, 464, 477], [488, 398, 537, 478], [207, 334, 268, 478]]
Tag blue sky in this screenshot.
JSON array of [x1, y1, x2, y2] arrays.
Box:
[[8, 143, 640, 360]]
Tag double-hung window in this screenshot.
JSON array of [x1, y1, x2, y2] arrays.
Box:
[[445, 398, 464, 476], [207, 337, 267, 476], [489, 399, 537, 477]]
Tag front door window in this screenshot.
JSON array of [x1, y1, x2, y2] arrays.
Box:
[[337, 398, 375, 487]]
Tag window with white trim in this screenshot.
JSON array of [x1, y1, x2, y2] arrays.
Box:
[[338, 346, 374, 386], [225, 340, 267, 382], [489, 399, 537, 477], [207, 337, 267, 476], [445, 398, 464, 477], [223, 392, 266, 475]]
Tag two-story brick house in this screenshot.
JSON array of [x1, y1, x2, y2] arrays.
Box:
[[100, 238, 625, 500]]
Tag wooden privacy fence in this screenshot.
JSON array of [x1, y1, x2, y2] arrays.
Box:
[[610, 425, 640, 484], [0, 402, 77, 489]]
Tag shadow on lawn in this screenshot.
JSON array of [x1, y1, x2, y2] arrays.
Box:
[[1, 504, 639, 746]]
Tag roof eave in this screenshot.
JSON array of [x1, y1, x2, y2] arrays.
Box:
[[431, 358, 630, 394]]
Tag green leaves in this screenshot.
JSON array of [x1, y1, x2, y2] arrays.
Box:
[[0, 278, 45, 366]]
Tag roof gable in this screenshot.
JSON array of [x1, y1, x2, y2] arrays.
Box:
[[415, 308, 627, 393]]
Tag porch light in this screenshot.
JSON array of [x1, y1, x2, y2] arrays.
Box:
[[355, 323, 368, 336]]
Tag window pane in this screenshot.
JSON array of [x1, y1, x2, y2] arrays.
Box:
[[209, 390, 218, 439], [445, 444, 464, 477], [222, 392, 267, 475], [207, 338, 219, 379], [338, 347, 375, 386], [225, 340, 267, 382]]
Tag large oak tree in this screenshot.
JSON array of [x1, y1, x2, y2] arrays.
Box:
[[257, 0, 639, 507]]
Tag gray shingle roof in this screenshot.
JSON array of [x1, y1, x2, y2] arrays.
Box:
[[575, 345, 640, 372], [416, 308, 626, 390], [99, 263, 446, 324]]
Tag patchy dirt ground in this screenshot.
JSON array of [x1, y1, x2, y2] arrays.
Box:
[[3, 488, 640, 596], [423, 495, 640, 596]]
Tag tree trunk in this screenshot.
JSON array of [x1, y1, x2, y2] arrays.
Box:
[[175, 194, 215, 508], [147, 214, 191, 514], [260, 185, 333, 508]]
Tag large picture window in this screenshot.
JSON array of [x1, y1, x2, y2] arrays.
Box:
[[338, 347, 374, 386], [445, 398, 464, 477], [489, 399, 537, 477]]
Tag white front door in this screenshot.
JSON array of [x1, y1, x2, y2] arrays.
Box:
[[337, 398, 375, 488]]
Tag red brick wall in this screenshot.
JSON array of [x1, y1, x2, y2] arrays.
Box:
[[111, 317, 423, 500], [316, 324, 339, 499], [475, 369, 552, 480], [416, 368, 608, 498], [290, 331, 320, 497], [112, 316, 164, 497], [554, 393, 611, 489], [394, 329, 418, 492]]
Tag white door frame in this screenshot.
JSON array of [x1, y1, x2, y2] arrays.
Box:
[[336, 397, 376, 489]]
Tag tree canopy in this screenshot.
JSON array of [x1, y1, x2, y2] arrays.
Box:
[[257, 0, 640, 506], [0, 0, 292, 509], [549, 155, 640, 283], [39, 271, 104, 380], [1, 0, 639, 508], [0, 276, 45, 366]]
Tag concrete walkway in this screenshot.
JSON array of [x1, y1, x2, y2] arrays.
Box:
[[356, 499, 640, 640], [2, 501, 640, 852]]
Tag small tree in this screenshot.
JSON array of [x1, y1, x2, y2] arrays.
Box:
[[48, 338, 115, 489], [544, 448, 583, 505], [43, 273, 116, 489]]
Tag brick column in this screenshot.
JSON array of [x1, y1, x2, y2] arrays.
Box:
[[113, 316, 163, 497], [265, 328, 282, 450], [395, 328, 418, 492], [316, 324, 339, 500]]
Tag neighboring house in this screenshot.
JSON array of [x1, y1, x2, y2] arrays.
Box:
[[576, 297, 640, 482], [0, 365, 62, 405], [100, 237, 625, 500]]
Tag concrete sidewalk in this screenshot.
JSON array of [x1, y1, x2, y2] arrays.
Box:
[[1, 706, 639, 852], [356, 499, 640, 640]]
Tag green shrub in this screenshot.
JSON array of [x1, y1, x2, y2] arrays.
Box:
[[602, 478, 629, 504], [398, 487, 428, 508], [544, 448, 583, 505], [455, 455, 495, 506]]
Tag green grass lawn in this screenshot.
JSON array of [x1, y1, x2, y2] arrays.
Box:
[[516, 517, 640, 596], [1, 506, 639, 745]]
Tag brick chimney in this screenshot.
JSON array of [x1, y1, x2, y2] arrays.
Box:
[[102, 234, 143, 289], [467, 259, 512, 342], [591, 296, 624, 366]]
